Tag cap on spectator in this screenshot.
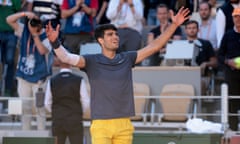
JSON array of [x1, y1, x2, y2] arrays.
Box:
[[232, 8, 240, 16]]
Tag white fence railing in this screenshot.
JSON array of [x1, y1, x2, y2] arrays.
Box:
[[0, 83, 237, 134]]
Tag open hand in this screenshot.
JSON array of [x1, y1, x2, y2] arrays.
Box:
[[46, 21, 60, 42], [170, 7, 190, 26], [76, 0, 84, 8]]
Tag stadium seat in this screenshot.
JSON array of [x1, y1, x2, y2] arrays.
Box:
[[131, 82, 150, 121], [159, 83, 195, 122]]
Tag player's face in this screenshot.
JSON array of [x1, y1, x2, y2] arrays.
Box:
[[101, 30, 119, 51]]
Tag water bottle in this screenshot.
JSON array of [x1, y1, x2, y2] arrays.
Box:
[[35, 88, 45, 107]]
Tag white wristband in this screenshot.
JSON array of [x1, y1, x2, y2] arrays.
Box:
[[54, 45, 80, 66]]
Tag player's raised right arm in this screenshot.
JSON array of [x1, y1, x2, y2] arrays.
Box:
[[45, 22, 86, 68]]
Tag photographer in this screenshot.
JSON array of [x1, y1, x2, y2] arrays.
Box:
[[26, 0, 63, 29], [7, 11, 54, 130]]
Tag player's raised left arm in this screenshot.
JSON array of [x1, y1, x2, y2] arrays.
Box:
[[135, 7, 190, 64]]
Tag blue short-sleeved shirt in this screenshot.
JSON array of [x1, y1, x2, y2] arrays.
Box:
[[83, 51, 137, 119]]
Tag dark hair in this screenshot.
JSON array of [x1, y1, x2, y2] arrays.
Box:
[[156, 3, 169, 11], [199, 1, 212, 10], [185, 20, 199, 28], [94, 24, 118, 41]]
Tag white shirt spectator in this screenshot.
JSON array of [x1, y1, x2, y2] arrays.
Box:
[[198, 19, 217, 50], [106, 0, 143, 33]]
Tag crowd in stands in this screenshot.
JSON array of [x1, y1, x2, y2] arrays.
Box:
[[1, 0, 240, 141]]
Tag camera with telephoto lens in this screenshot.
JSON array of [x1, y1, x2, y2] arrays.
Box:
[[29, 18, 42, 27]]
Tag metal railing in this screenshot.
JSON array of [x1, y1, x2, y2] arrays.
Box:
[[0, 83, 235, 134]]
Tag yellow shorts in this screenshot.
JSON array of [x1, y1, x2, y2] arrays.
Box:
[[90, 118, 134, 144]]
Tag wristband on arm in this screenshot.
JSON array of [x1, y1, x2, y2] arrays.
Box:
[[54, 45, 80, 66], [50, 39, 61, 49]]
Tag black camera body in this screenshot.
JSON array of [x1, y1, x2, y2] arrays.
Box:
[[29, 18, 42, 27]]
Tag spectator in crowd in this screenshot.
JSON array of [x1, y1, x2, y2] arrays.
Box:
[[61, 0, 98, 54], [184, 20, 217, 94], [143, 0, 175, 26], [45, 58, 89, 144], [95, 0, 110, 26], [216, 0, 240, 48], [26, 0, 63, 28], [146, 4, 182, 66], [198, 1, 217, 50], [175, 0, 199, 15], [106, 0, 143, 53], [46, 7, 189, 144], [185, 20, 217, 73], [0, 0, 21, 96], [7, 11, 54, 130], [217, 8, 240, 131]]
